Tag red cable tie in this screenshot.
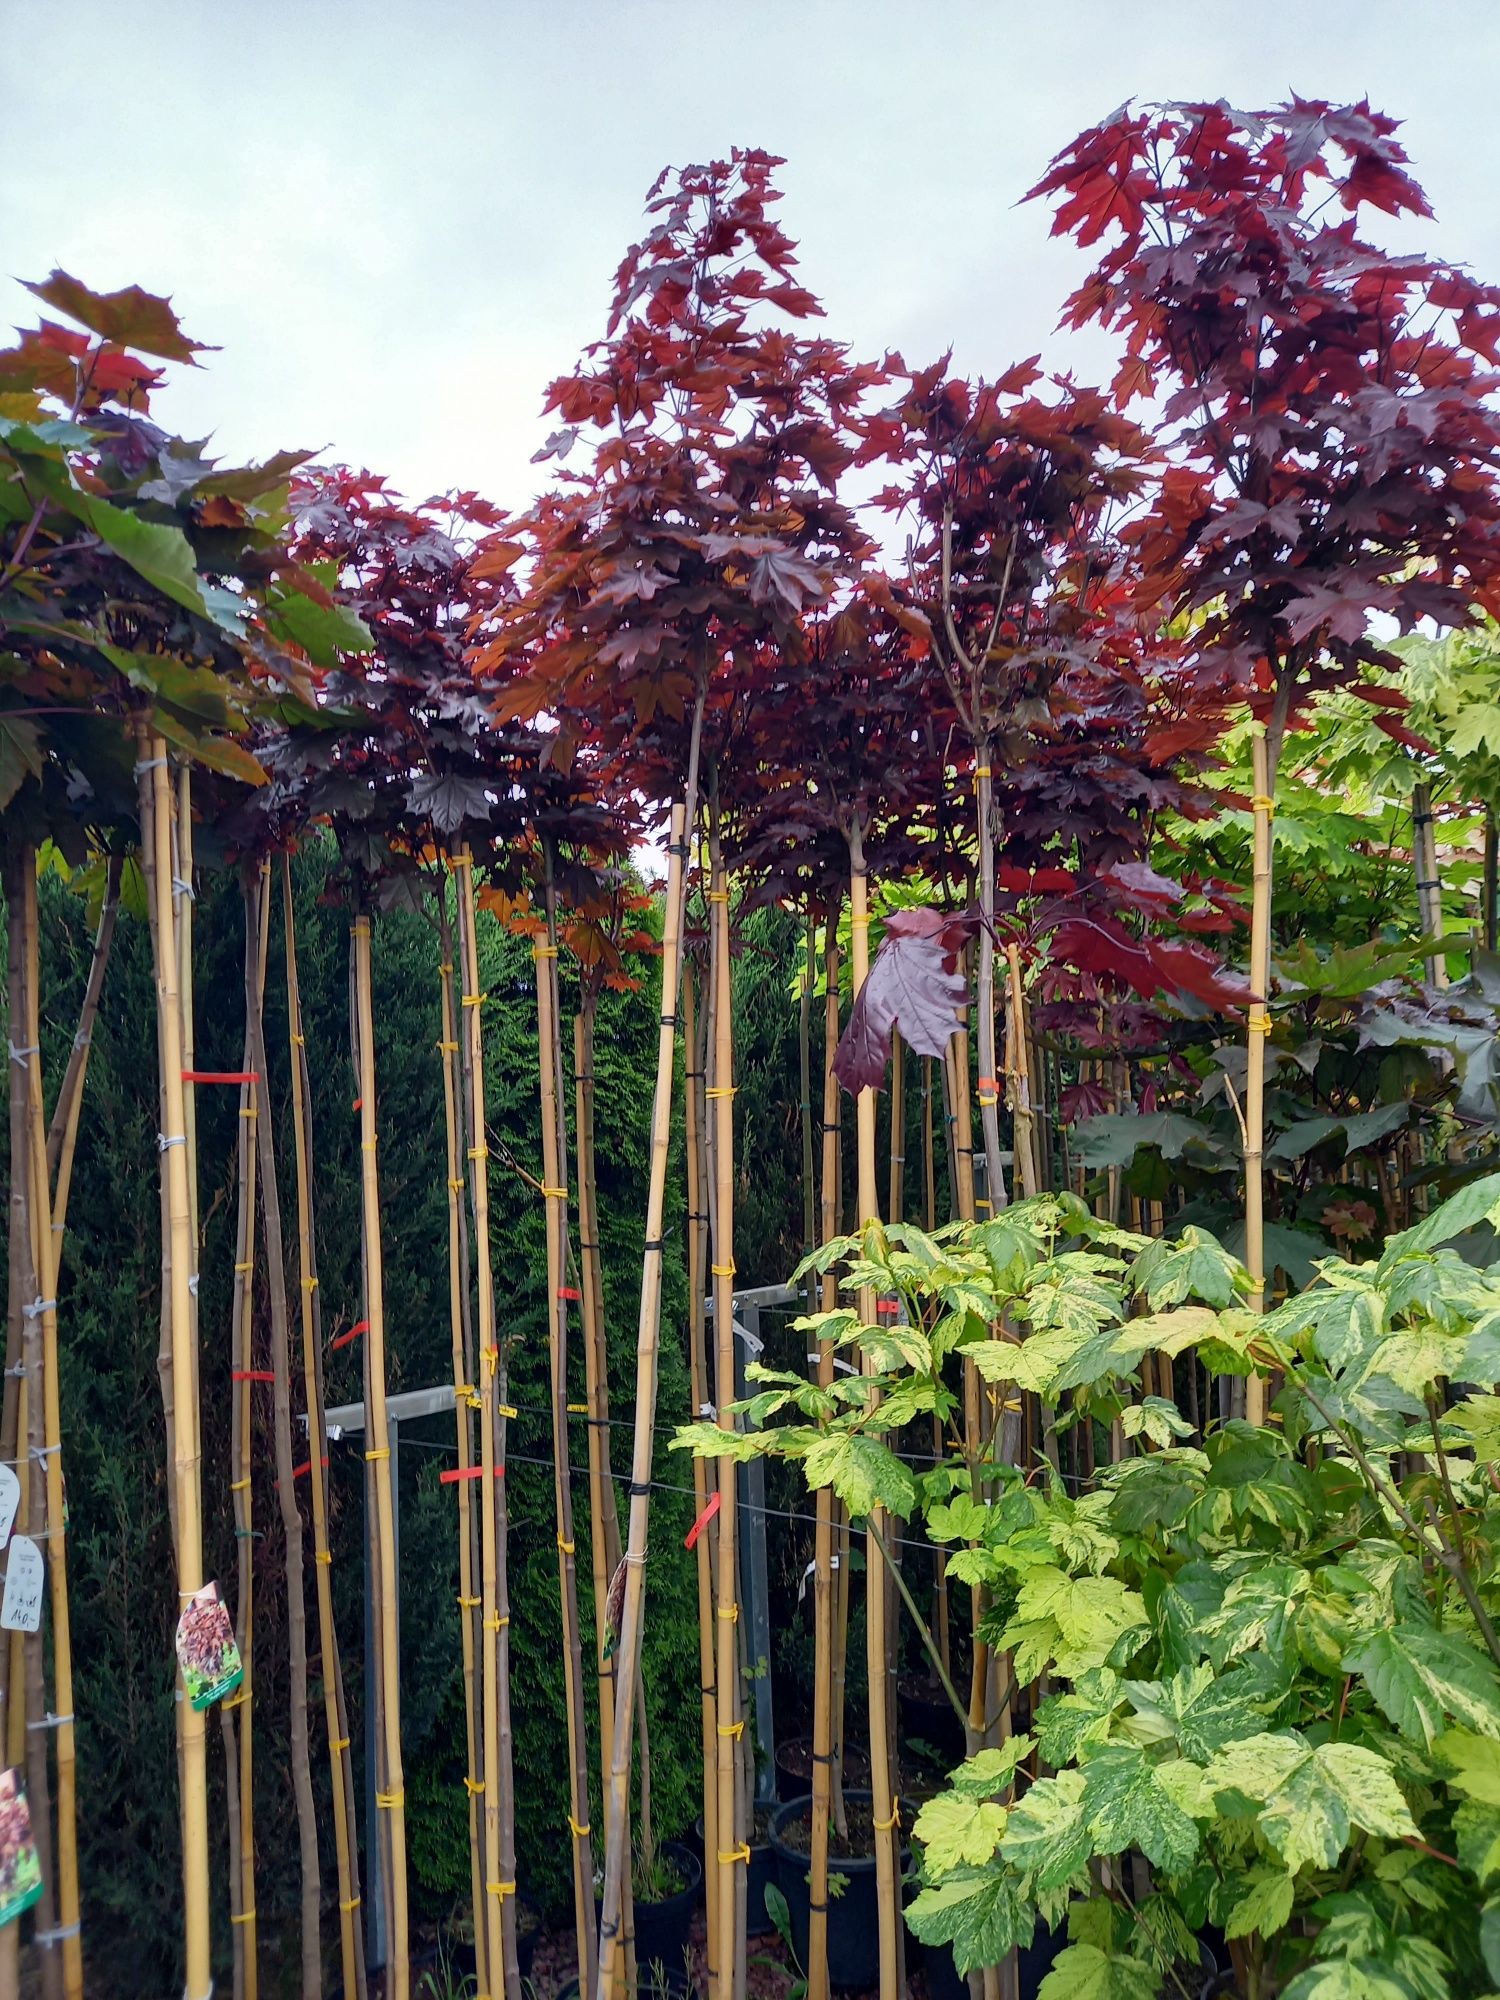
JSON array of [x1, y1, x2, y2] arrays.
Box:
[[684, 1489, 721, 1550], [875, 1299, 901, 1318], [557, 1286, 581, 1302], [352, 1097, 363, 1112], [330, 1320, 369, 1352], [231, 1369, 275, 1383], [439, 1464, 506, 1485], [181, 1070, 260, 1084], [976, 1076, 999, 1093], [284, 1456, 329, 1484]]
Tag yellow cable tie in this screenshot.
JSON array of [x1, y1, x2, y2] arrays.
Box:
[[458, 1593, 481, 1608], [376, 1789, 404, 1810], [239, 1106, 258, 1120], [316, 1550, 333, 1566], [234, 1260, 254, 1274], [230, 1478, 251, 1493], [462, 992, 487, 1008], [557, 1534, 575, 1555], [1251, 794, 1276, 814], [361, 1139, 378, 1152], [301, 1275, 319, 1291], [711, 1262, 737, 1278], [568, 1815, 591, 1839], [365, 1447, 391, 1462], [230, 1908, 256, 1926], [533, 944, 559, 959], [717, 1603, 739, 1622], [566, 1402, 588, 1413], [332, 1736, 350, 1753], [484, 1345, 500, 1376], [489, 1881, 516, 1900], [874, 1797, 902, 1832], [705, 1085, 737, 1098], [290, 1033, 305, 1047], [340, 1896, 361, 1914], [438, 962, 454, 974], [455, 1383, 476, 1400], [468, 1145, 489, 1161], [486, 1614, 507, 1631], [717, 1843, 751, 1866], [1249, 1015, 1273, 1036], [465, 1776, 486, 1796], [437, 1039, 460, 1053], [850, 913, 871, 927], [706, 890, 731, 904], [541, 1185, 567, 1199], [717, 1718, 745, 1738], [974, 766, 992, 780], [448, 854, 473, 871], [497, 1403, 517, 1419], [222, 1689, 249, 1710], [351, 919, 370, 937], [449, 1177, 466, 1191]]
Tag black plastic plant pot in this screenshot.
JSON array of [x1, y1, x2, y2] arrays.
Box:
[[897, 1675, 967, 1767], [920, 1923, 1063, 2000], [626, 1839, 704, 1988], [774, 1734, 870, 1799], [769, 1791, 907, 1993], [556, 1971, 696, 2000]]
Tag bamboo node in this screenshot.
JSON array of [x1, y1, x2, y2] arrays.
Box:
[[567, 1815, 591, 1839], [364, 1447, 391, 1462], [874, 1797, 902, 1832], [375, 1790, 404, 1809], [717, 1844, 751, 1865]]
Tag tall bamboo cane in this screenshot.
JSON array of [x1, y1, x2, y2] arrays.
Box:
[[283, 861, 365, 2000], [1244, 731, 1274, 1427], [1413, 781, 1448, 988], [242, 876, 322, 1997], [435, 889, 486, 1996], [808, 902, 843, 2000], [141, 735, 212, 1999], [596, 803, 690, 2000], [18, 859, 83, 2000], [351, 912, 409, 2000], [224, 879, 263, 2000], [453, 851, 520, 2000], [44, 852, 121, 1250], [682, 960, 720, 2000], [575, 1000, 621, 1782], [0, 857, 23, 2000], [848, 826, 900, 2000], [531, 860, 596, 1998]]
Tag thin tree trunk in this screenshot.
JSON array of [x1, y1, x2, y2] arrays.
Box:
[[351, 911, 409, 2000], [1413, 782, 1448, 988], [283, 860, 366, 2000], [1484, 805, 1497, 955], [974, 752, 1009, 1215], [44, 851, 121, 1236], [1244, 731, 1275, 1425]]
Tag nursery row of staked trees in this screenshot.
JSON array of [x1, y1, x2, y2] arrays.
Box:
[[5, 92, 1500, 2000]]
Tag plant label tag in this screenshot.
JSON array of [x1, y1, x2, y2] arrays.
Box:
[[0, 1539, 43, 1634], [0, 1768, 42, 1927], [0, 1467, 20, 1549], [175, 1581, 243, 1712]]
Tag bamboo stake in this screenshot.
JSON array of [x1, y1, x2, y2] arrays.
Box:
[[1244, 731, 1274, 1427], [575, 1003, 620, 1782], [888, 1034, 905, 1226], [682, 960, 720, 2000], [351, 912, 409, 2000], [808, 904, 843, 2000], [0, 858, 22, 2000], [1005, 946, 1040, 1200], [18, 859, 82, 2000], [1413, 782, 1448, 988], [848, 828, 900, 2000], [45, 852, 122, 1252], [224, 883, 262, 2000], [974, 755, 1009, 1215], [283, 861, 365, 2000], [596, 803, 689, 2000], [143, 737, 212, 2000], [436, 890, 486, 1997], [242, 876, 321, 1997], [707, 834, 747, 2000]]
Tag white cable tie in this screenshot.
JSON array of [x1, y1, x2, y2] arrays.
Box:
[[158, 1133, 186, 1152], [27, 1712, 72, 1732], [732, 1318, 764, 1357], [698, 1401, 716, 1420], [133, 757, 168, 775], [832, 1357, 857, 1376], [798, 1558, 815, 1604], [7, 1041, 37, 1067], [188, 1274, 200, 1298], [73, 1032, 91, 1052], [171, 877, 196, 901], [4, 1364, 26, 1379], [23, 1298, 55, 1321], [34, 1922, 81, 1947], [29, 1443, 60, 1461]]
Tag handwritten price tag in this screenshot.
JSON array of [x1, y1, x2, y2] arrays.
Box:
[[0, 1467, 20, 1549], [1, 1538, 43, 1634]]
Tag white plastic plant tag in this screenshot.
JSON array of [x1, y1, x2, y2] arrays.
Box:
[[1, 1538, 44, 1633], [0, 1466, 21, 1549]]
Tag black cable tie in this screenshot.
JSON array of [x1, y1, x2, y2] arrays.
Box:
[[686, 1211, 710, 1224], [644, 1238, 665, 1253], [702, 1683, 718, 1698], [811, 1750, 836, 1764], [808, 1902, 830, 1916], [661, 1013, 679, 1029], [586, 1415, 611, 1429], [579, 1240, 602, 1253], [667, 840, 690, 858], [600, 1919, 621, 1941], [629, 1481, 651, 1496]]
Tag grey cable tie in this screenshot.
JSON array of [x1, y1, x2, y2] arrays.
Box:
[[35, 1922, 81, 1947], [171, 877, 196, 901], [158, 1133, 186, 1152], [4, 1364, 26, 1379], [698, 1401, 716, 1420], [133, 758, 168, 775], [30, 1443, 59, 1461], [7, 1041, 37, 1066], [73, 1032, 91, 1052], [188, 1274, 200, 1298], [27, 1712, 72, 1732], [23, 1298, 55, 1321]]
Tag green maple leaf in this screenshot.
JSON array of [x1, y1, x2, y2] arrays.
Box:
[[1346, 1623, 1500, 1748], [904, 1869, 1034, 1974], [801, 1430, 916, 1518], [1200, 1560, 1309, 1668], [998, 1769, 1091, 1890], [912, 1790, 1007, 1871], [945, 1738, 1033, 1799], [1221, 1864, 1295, 1942], [1455, 1801, 1500, 1886], [1449, 1395, 1500, 1462], [1000, 1569, 1149, 1679], [1122, 1662, 1269, 1762], [1078, 1744, 1201, 1874], [1133, 1226, 1244, 1309], [1279, 1960, 1429, 1999], [1036, 1943, 1161, 2000], [1249, 1741, 1417, 1873], [1033, 1671, 1123, 1766], [1121, 1397, 1196, 1448], [1435, 1726, 1500, 1805]]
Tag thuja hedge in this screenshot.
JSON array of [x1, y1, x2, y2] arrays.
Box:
[[2, 850, 825, 1991]]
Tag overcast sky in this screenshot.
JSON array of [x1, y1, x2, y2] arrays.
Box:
[[5, 1, 1500, 511]]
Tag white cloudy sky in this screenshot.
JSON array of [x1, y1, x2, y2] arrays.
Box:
[[5, 0, 1499, 508]]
